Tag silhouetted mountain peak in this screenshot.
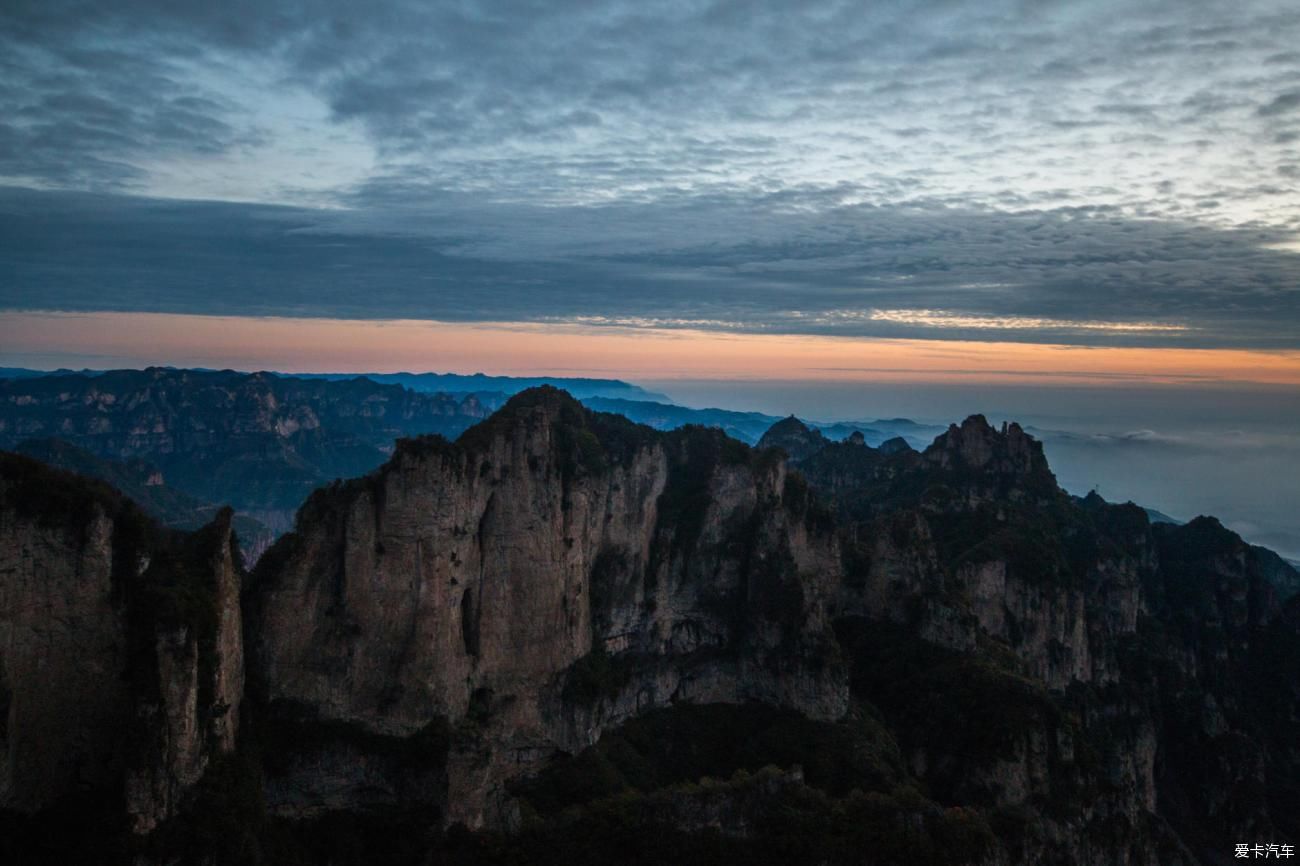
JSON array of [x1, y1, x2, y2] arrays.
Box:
[[877, 435, 913, 455], [925, 414, 1051, 479], [756, 415, 830, 462], [454, 385, 596, 456]]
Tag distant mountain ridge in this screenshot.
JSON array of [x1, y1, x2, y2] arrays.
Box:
[[1143, 506, 1182, 525], [0, 367, 108, 379], [0, 367, 671, 403], [0, 367, 498, 535], [10, 437, 276, 563], [1, 367, 943, 446], [289, 371, 673, 402], [580, 396, 944, 446]]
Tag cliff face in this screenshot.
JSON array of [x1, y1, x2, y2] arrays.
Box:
[[0, 477, 127, 812], [0, 454, 243, 834], [122, 511, 245, 833], [249, 389, 847, 827], [240, 395, 1296, 861], [780, 413, 1299, 864]]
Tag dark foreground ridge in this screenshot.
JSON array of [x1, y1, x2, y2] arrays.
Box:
[[1, 387, 1297, 865]]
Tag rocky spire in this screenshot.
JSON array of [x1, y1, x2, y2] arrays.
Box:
[[922, 414, 1057, 499]]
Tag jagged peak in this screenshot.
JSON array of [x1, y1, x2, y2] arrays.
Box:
[[763, 414, 813, 435], [921, 413, 1056, 496], [1185, 514, 1227, 531], [928, 414, 1039, 461], [453, 385, 590, 449], [498, 383, 586, 413], [1080, 489, 1107, 508], [338, 386, 661, 496]]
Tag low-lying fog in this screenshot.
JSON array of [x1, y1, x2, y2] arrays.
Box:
[[654, 380, 1300, 561]]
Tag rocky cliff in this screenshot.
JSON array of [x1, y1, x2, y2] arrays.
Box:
[[0, 454, 244, 846], [777, 411, 1298, 864], [248, 388, 846, 828], [0, 390, 1296, 865]]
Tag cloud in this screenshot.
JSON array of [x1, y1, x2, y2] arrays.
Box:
[[1, 1, 1298, 216], [0, 26, 264, 188], [1037, 422, 1300, 558], [1, 1, 1299, 349], [2, 184, 1298, 349], [858, 309, 1191, 334], [1258, 89, 1300, 116]]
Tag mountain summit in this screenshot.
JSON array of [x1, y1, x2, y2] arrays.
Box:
[[756, 415, 831, 461]]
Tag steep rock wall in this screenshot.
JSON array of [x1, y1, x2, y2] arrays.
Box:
[[249, 389, 848, 826], [0, 454, 243, 832], [0, 500, 127, 811]]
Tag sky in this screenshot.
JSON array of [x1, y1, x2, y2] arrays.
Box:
[[1, 1, 1298, 554], [1, 0, 1299, 353]]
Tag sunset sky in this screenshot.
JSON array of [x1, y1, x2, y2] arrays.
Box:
[[2, 0, 1299, 382], [3, 311, 1300, 391]]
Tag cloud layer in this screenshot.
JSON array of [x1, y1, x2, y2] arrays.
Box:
[[3, 186, 1298, 347], [1, 1, 1298, 346]]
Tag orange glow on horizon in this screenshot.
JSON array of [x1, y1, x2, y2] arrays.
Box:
[[2, 311, 1299, 388]]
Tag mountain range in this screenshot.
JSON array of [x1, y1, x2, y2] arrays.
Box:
[[287, 371, 672, 403], [7, 437, 278, 561], [0, 366, 943, 445], [0, 369, 943, 559], [0, 368, 500, 538], [582, 397, 943, 447], [0, 368, 667, 404], [1, 386, 1296, 864]]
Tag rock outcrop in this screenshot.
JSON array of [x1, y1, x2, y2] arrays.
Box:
[[0, 454, 243, 834], [122, 510, 245, 833], [249, 388, 847, 827], [877, 435, 913, 455], [0, 458, 128, 813]]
